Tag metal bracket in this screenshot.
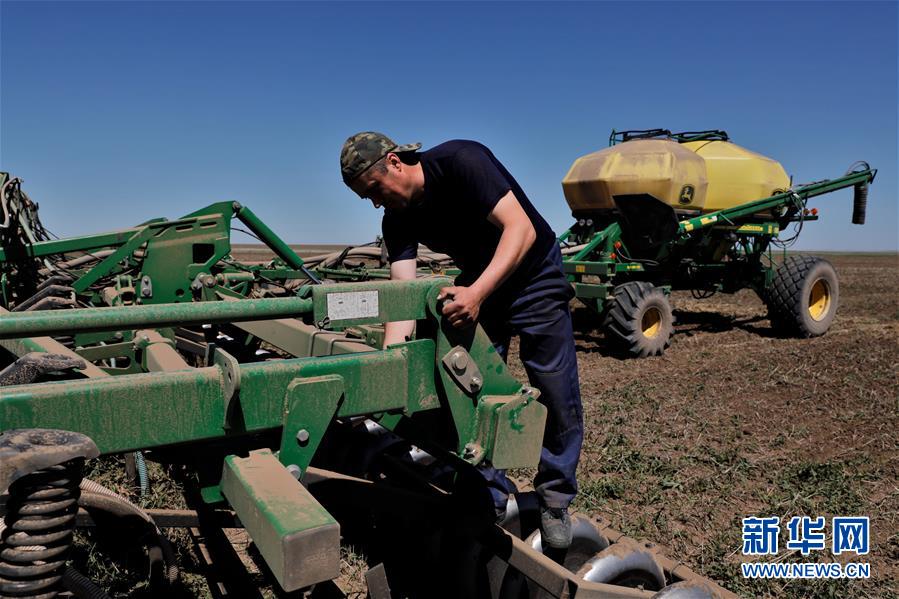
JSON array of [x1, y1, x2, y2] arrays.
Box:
[[278, 375, 344, 476], [213, 347, 241, 429], [139, 275, 152, 298], [466, 388, 546, 469], [365, 563, 393, 599], [441, 345, 483, 395], [220, 449, 340, 591]]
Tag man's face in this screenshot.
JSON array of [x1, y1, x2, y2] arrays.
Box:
[[350, 154, 414, 211]]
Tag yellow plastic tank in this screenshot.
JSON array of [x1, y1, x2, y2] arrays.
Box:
[[680, 140, 790, 211], [562, 138, 790, 214]]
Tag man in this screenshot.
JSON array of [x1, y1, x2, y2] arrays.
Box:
[[340, 132, 583, 548]]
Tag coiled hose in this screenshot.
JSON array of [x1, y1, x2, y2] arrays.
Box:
[[852, 183, 868, 225], [132, 452, 149, 500], [78, 479, 179, 585], [846, 160, 871, 225]]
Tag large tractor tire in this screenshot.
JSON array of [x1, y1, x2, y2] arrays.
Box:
[[603, 282, 673, 358], [766, 256, 839, 337]]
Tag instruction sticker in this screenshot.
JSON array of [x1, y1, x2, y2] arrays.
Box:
[[326, 290, 379, 321]]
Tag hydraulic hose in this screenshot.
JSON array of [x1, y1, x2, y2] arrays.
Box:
[[133, 452, 149, 500], [62, 565, 113, 599], [78, 479, 179, 585], [302, 246, 452, 268], [846, 160, 871, 225], [852, 183, 868, 225], [0, 176, 15, 229]]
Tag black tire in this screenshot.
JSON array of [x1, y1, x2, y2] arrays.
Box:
[[765, 256, 839, 337], [603, 282, 674, 358]]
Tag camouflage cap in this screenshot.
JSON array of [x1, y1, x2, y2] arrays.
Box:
[[340, 132, 422, 184]]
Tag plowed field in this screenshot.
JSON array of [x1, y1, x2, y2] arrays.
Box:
[[504, 253, 897, 598]]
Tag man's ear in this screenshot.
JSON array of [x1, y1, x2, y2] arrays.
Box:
[[386, 152, 401, 171]]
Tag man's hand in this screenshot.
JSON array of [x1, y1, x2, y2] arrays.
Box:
[[438, 285, 484, 328]]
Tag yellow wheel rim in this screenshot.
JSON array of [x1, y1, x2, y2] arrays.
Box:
[[641, 307, 662, 338], [808, 279, 831, 321]]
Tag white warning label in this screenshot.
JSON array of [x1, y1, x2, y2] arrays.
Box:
[[326, 290, 379, 321]]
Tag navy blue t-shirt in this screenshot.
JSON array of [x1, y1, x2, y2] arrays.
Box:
[[382, 140, 557, 310]]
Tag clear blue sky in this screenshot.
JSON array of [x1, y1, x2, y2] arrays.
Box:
[[1, 1, 896, 251]]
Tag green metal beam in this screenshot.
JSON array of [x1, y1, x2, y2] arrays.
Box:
[[220, 449, 340, 592], [0, 307, 109, 378], [234, 204, 306, 271], [0, 341, 438, 454], [0, 367, 226, 452], [230, 314, 373, 357], [311, 278, 450, 327], [678, 169, 876, 236], [0, 297, 314, 340], [569, 222, 622, 262], [0, 229, 141, 262]]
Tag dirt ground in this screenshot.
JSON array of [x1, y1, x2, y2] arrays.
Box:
[[509, 253, 897, 598]]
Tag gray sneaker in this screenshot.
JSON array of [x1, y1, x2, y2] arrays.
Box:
[[540, 507, 572, 549]]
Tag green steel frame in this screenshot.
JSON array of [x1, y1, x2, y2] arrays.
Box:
[[0, 277, 547, 592], [0, 180, 743, 597], [0, 187, 553, 592]]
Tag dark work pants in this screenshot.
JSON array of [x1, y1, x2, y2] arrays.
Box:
[[478, 245, 583, 510]]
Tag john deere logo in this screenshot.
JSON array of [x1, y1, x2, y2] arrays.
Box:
[[679, 184, 695, 205]]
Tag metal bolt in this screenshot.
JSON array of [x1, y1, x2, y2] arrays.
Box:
[[296, 429, 310, 445], [286, 464, 302, 480], [470, 376, 482, 392], [451, 351, 467, 373]]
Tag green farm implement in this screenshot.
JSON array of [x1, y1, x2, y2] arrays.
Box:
[[559, 129, 876, 357], [0, 173, 735, 598]]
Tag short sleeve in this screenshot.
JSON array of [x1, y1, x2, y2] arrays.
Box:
[[382, 211, 418, 263], [449, 145, 512, 218]]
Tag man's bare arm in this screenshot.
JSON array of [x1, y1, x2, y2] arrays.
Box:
[[383, 258, 417, 347], [439, 191, 536, 327]]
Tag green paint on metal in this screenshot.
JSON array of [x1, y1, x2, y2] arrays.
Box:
[[221, 449, 340, 592], [0, 296, 314, 340], [467, 392, 546, 470], [507, 401, 527, 432], [0, 229, 142, 262], [0, 367, 226, 453], [234, 204, 306, 271], [278, 375, 343, 473], [201, 485, 225, 504], [573, 283, 608, 299], [677, 169, 876, 238], [138, 211, 233, 304], [569, 222, 622, 263], [311, 277, 451, 328]]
